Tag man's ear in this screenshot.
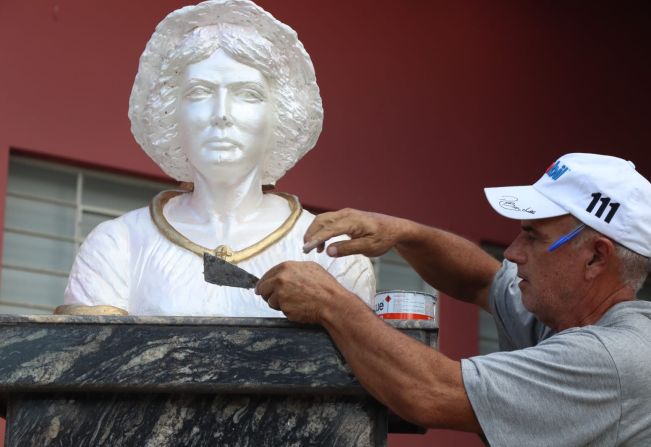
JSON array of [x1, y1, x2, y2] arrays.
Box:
[[585, 236, 615, 280]]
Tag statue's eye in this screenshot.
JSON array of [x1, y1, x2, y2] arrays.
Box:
[[235, 87, 266, 103], [184, 86, 212, 100]]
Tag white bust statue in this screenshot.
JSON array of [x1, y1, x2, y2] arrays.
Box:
[[60, 0, 375, 316]]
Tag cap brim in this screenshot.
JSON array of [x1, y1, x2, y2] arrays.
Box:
[[484, 185, 568, 220]]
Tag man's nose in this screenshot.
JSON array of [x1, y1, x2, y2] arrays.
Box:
[[504, 237, 526, 265], [211, 88, 233, 127]]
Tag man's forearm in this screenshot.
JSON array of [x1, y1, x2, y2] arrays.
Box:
[[320, 290, 481, 432], [395, 220, 500, 311]]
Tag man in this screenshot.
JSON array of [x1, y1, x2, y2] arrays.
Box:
[[256, 153, 651, 446]]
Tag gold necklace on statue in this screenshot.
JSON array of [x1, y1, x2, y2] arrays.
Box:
[[149, 190, 302, 264]]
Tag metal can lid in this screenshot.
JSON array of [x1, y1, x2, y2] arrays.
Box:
[[374, 289, 438, 300]]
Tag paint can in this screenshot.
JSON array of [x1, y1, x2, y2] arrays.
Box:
[[374, 290, 437, 320]]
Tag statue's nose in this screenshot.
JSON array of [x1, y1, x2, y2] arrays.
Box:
[[211, 113, 233, 127], [210, 90, 233, 127]]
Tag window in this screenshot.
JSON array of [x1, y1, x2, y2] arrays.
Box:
[[638, 277, 651, 301], [1, 155, 170, 314], [373, 248, 437, 295]]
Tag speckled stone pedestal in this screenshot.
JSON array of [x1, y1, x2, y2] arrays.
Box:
[[0, 315, 437, 446]]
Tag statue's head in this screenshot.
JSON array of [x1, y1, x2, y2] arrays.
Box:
[[129, 0, 323, 185]]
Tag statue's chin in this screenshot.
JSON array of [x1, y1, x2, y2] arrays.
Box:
[[196, 145, 244, 164]]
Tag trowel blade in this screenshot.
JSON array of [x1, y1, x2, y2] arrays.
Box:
[[203, 253, 259, 289]]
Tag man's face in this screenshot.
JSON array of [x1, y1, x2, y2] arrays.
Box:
[[503, 215, 590, 329]]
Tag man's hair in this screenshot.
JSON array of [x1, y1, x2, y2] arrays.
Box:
[[614, 242, 651, 292], [573, 218, 651, 293]]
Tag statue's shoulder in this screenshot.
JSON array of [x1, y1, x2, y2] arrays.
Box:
[[85, 206, 155, 245], [116, 205, 154, 226], [290, 207, 317, 233], [297, 206, 316, 220]]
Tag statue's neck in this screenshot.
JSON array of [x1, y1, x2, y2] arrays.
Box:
[[188, 169, 264, 222], [161, 167, 292, 249]]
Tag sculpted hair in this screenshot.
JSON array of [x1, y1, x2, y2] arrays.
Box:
[[141, 24, 314, 184]]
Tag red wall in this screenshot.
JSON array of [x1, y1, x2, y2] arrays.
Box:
[[1, 1, 651, 446]]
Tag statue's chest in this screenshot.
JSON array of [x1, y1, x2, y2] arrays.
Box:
[[128, 243, 277, 317]]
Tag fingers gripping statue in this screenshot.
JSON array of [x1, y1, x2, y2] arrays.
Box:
[[59, 0, 375, 316]]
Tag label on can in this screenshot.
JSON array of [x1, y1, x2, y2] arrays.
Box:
[[374, 290, 437, 320]]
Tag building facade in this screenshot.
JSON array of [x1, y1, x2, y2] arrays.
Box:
[[1, 1, 650, 445]]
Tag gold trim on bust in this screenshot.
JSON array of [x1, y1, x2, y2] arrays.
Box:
[[149, 190, 303, 264], [54, 305, 129, 316]]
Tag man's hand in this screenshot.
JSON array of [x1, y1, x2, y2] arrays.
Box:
[[302, 208, 410, 258], [255, 261, 354, 324]]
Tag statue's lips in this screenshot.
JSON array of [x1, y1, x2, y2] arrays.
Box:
[[204, 138, 239, 151]]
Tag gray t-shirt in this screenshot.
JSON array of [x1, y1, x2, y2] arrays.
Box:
[[461, 260, 651, 446]]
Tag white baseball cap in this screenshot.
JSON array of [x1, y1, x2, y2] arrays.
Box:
[[484, 153, 651, 257]]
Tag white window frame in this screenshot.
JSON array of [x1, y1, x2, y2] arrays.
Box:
[[1, 155, 171, 312]]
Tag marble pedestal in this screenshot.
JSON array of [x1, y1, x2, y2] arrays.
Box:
[[0, 315, 438, 446]]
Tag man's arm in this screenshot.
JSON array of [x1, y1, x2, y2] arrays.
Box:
[[256, 261, 482, 432], [303, 209, 500, 312]]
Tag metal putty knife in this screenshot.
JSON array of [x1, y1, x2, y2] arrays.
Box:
[[203, 253, 259, 289]]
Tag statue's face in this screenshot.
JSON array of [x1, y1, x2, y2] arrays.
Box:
[[178, 48, 272, 181]]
